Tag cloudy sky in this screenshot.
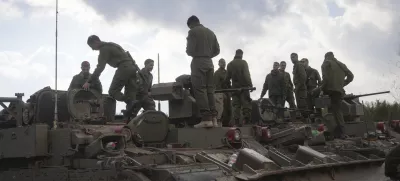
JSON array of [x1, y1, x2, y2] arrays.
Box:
[[0, 0, 399, 115]]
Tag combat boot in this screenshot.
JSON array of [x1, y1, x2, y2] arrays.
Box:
[[194, 114, 213, 128]]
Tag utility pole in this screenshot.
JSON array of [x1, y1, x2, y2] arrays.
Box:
[[53, 0, 59, 130]]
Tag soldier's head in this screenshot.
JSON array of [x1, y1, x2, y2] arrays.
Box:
[[187, 15, 200, 29], [87, 35, 102, 50], [301, 58, 309, 68], [234, 49, 243, 59], [218, 58, 226, 69], [290, 53, 298, 63], [81, 61, 90, 75], [144, 59, 154, 72], [273, 62, 279, 70], [280, 61, 287, 71], [325, 52, 335, 60]]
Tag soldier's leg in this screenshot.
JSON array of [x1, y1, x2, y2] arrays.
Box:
[[109, 65, 138, 117], [131, 94, 144, 117], [232, 94, 241, 126], [240, 91, 252, 125], [205, 68, 218, 127], [286, 91, 296, 108], [222, 94, 232, 126], [295, 87, 308, 117], [142, 96, 156, 111], [276, 96, 285, 119], [330, 91, 346, 138], [214, 93, 224, 127], [191, 61, 212, 128]]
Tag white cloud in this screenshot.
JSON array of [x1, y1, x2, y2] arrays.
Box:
[[0, 0, 23, 20], [0, 0, 399, 115]]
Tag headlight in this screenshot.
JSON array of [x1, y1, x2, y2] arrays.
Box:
[[226, 128, 242, 142]]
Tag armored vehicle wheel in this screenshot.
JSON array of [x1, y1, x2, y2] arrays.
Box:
[[117, 170, 151, 181]]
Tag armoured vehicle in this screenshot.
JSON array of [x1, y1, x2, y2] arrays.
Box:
[[0, 82, 395, 181]]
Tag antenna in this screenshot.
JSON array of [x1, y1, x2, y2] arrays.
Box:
[[53, 0, 59, 130], [157, 53, 161, 111]]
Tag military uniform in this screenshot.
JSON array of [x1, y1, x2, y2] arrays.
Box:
[[214, 67, 232, 126], [186, 23, 220, 128], [320, 54, 353, 138], [305, 66, 321, 114], [225, 50, 252, 126], [292, 61, 308, 115], [260, 69, 286, 118], [280, 70, 296, 108], [68, 72, 103, 94], [88, 42, 137, 105], [132, 68, 156, 117]]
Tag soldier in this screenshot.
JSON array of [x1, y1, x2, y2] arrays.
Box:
[[68, 61, 103, 94], [300, 58, 322, 116], [186, 15, 220, 128], [260, 62, 286, 119], [132, 59, 156, 117], [214, 58, 232, 127], [313, 52, 353, 139], [225, 49, 253, 127], [279, 61, 296, 108], [84, 35, 138, 118], [290, 53, 308, 117]]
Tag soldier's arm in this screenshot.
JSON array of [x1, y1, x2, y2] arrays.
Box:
[[260, 75, 269, 98], [287, 73, 294, 88], [92, 79, 103, 94], [211, 34, 220, 58], [298, 64, 307, 83], [281, 74, 286, 96], [243, 61, 253, 87], [315, 69, 322, 86], [149, 75, 153, 92], [342, 63, 354, 86], [320, 61, 330, 90], [186, 30, 196, 57], [89, 47, 110, 83], [224, 64, 232, 87]]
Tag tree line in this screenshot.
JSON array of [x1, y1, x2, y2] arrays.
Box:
[[363, 100, 400, 122]]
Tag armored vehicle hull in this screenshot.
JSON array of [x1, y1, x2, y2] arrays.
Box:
[[0, 87, 394, 181]]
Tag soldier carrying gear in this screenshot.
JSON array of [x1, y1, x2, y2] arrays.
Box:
[[132, 59, 156, 117], [84, 35, 139, 118], [313, 52, 354, 139], [300, 58, 322, 117], [260, 62, 286, 120], [291, 53, 308, 118], [214, 58, 232, 127], [186, 15, 220, 128], [225, 49, 253, 127], [68, 61, 103, 94], [279, 61, 296, 108]]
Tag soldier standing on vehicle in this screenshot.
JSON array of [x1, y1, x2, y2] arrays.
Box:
[[300, 58, 322, 116], [279, 61, 296, 108], [84, 35, 139, 118], [214, 58, 232, 127], [132, 59, 156, 117], [291, 53, 308, 117], [69, 61, 103, 94], [313, 52, 353, 139], [260, 62, 286, 119], [225, 49, 253, 127], [186, 15, 220, 128]]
